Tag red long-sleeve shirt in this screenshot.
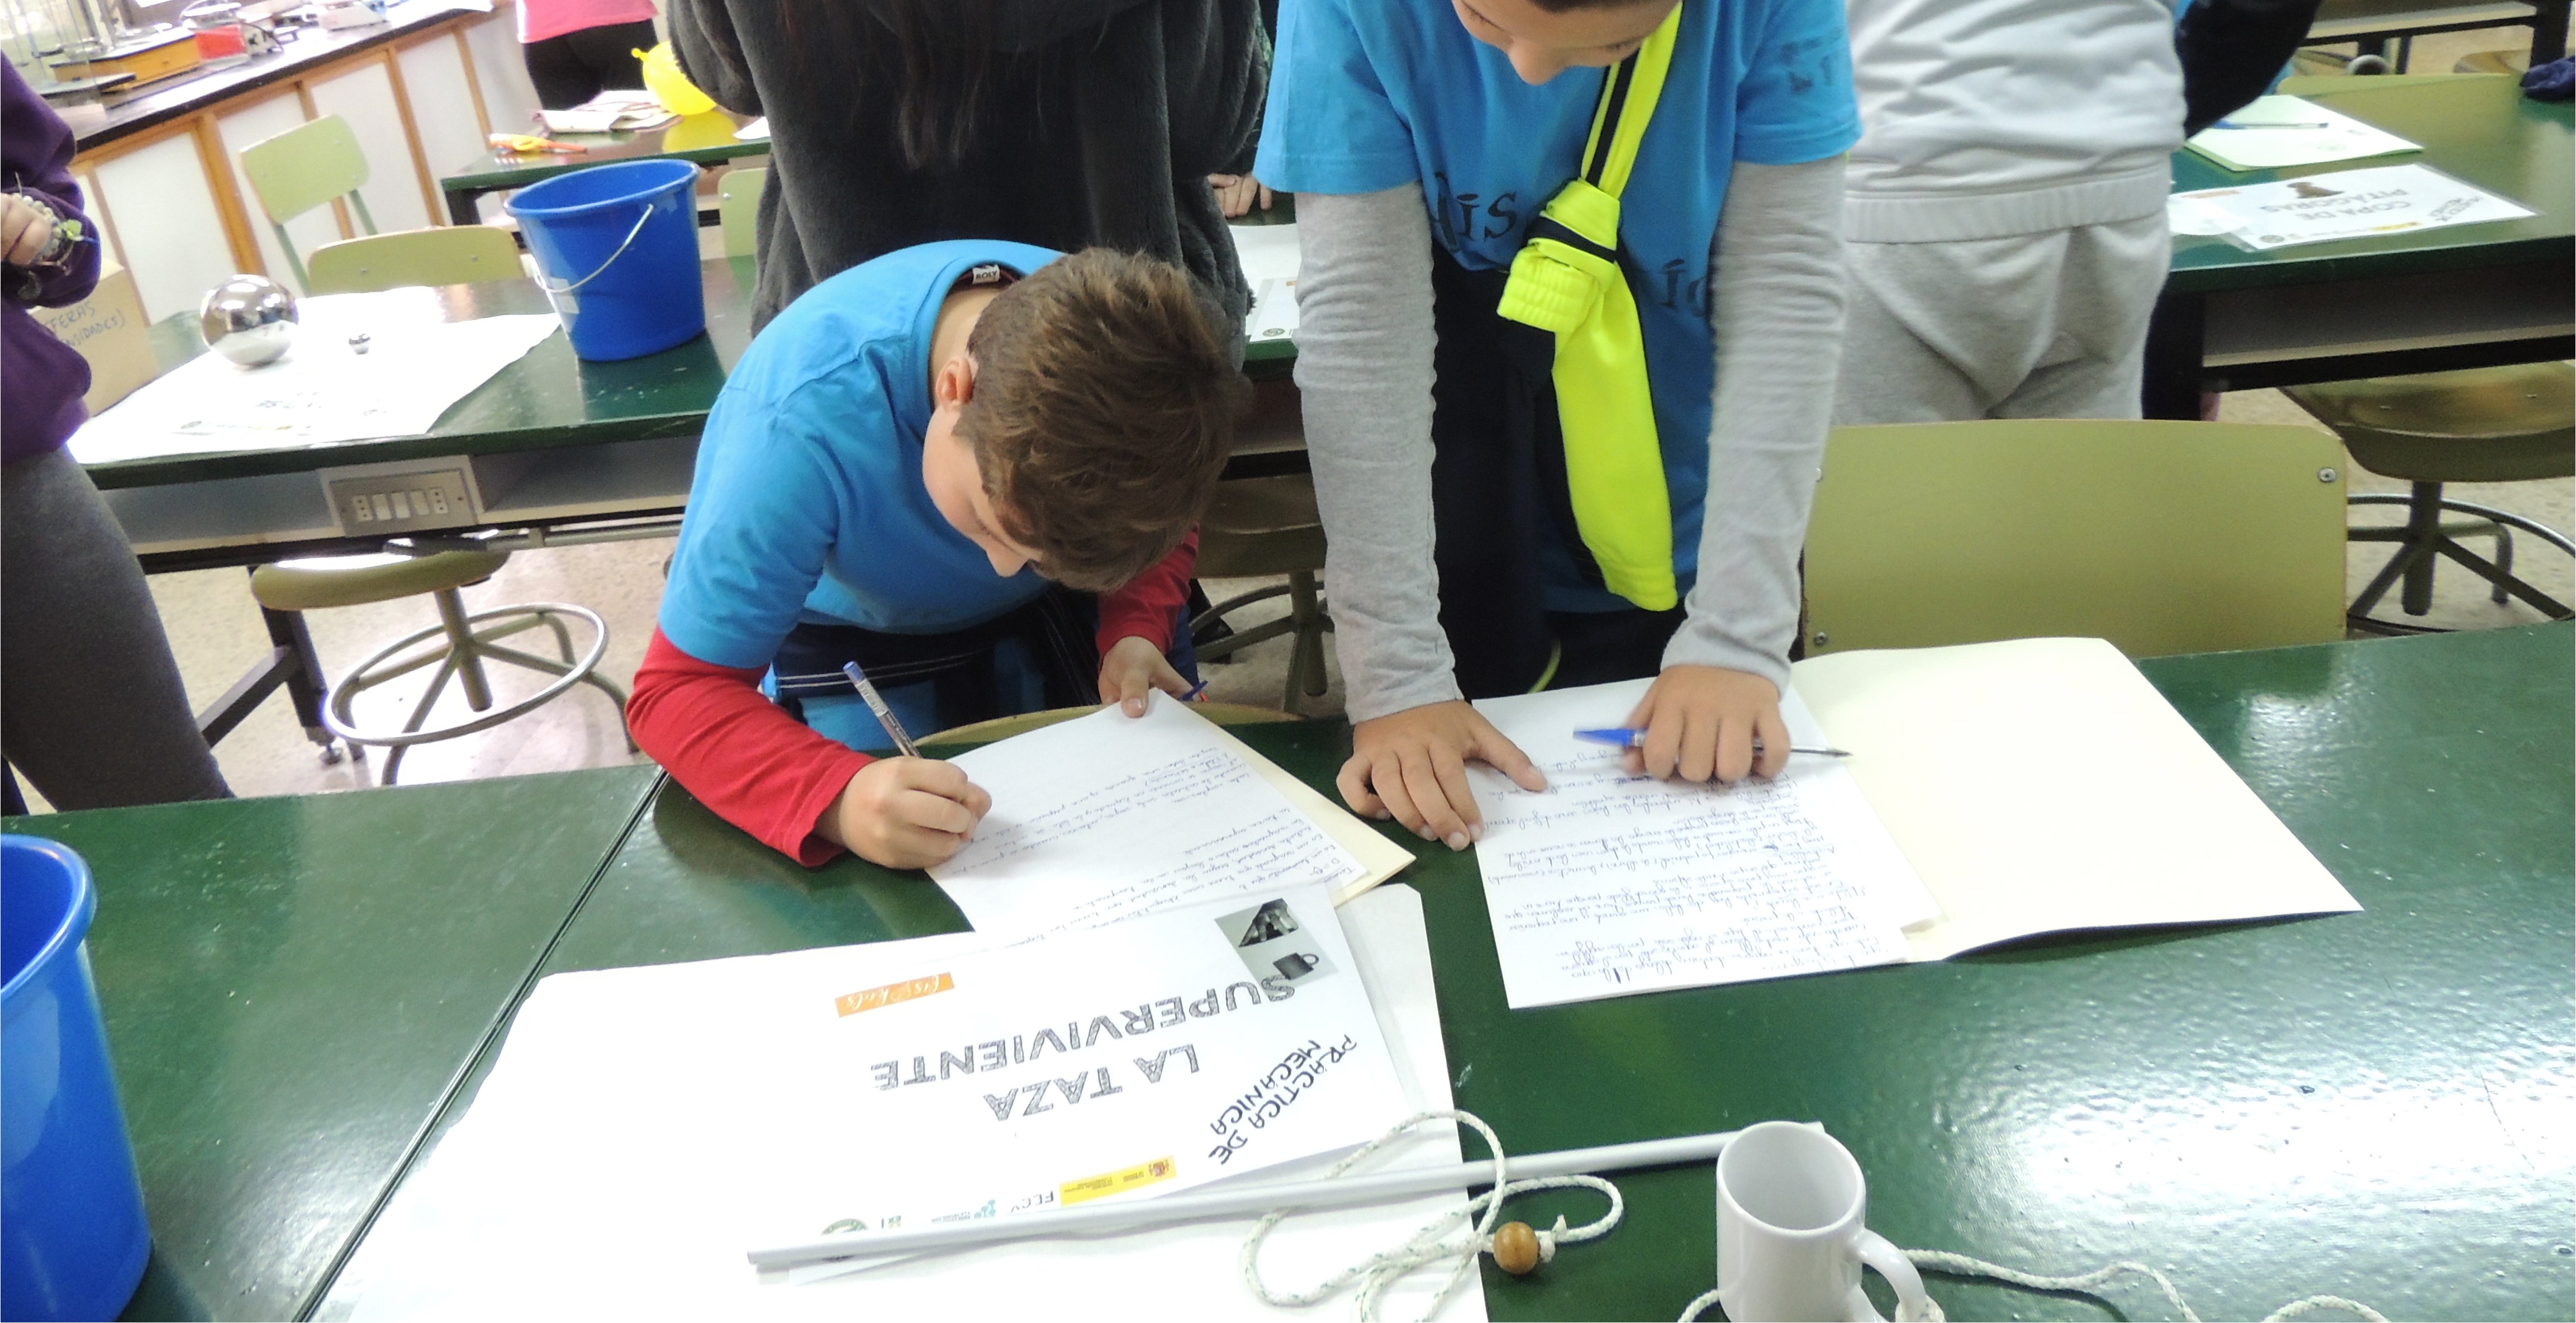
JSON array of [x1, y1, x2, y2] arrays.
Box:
[[628, 534, 1197, 865]]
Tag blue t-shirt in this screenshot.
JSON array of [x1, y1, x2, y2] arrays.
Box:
[[1254, 0, 1858, 605], [659, 240, 1061, 671]]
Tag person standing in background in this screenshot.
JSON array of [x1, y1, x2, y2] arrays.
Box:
[[2, 62, 230, 814], [521, 0, 661, 111], [1833, 0, 2185, 425], [666, 0, 1265, 334]]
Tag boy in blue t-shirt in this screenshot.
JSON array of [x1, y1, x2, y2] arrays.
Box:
[[629, 243, 1246, 869], [1254, 0, 1859, 849]]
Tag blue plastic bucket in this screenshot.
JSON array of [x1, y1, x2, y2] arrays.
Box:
[[505, 158, 707, 362], [3, 835, 149, 1322]]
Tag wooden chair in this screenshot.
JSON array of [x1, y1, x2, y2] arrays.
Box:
[[1190, 475, 1332, 712], [920, 700, 1299, 750], [305, 226, 524, 295], [1803, 420, 2350, 658], [2284, 363, 2573, 632], [718, 165, 765, 260], [239, 114, 377, 290]]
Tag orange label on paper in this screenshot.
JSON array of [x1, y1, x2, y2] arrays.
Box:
[[834, 972, 953, 1017], [1059, 1157, 1177, 1206]]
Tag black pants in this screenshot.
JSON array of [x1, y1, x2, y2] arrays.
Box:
[[522, 19, 658, 110], [1427, 246, 1684, 698]]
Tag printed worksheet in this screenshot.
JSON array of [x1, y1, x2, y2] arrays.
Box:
[[1468, 680, 1938, 1008], [69, 288, 560, 464], [932, 696, 1408, 941], [2166, 163, 2534, 250]]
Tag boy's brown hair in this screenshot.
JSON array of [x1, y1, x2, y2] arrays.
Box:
[[960, 249, 1249, 593]]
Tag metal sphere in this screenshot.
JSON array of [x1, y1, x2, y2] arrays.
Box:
[[199, 274, 299, 366]]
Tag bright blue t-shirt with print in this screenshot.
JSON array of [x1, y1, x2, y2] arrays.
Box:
[[1253, 0, 1858, 608], [658, 240, 1061, 671]]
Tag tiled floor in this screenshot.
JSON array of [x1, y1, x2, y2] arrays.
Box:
[[16, 28, 2569, 812]]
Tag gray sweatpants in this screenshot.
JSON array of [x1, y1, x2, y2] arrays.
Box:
[[3, 447, 230, 810], [1832, 212, 2170, 425]]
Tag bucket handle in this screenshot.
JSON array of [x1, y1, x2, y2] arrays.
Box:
[[543, 202, 659, 296]]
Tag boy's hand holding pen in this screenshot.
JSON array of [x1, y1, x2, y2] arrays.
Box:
[[825, 662, 990, 869]]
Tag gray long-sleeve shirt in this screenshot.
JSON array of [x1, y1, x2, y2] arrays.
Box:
[[1293, 158, 1848, 722]]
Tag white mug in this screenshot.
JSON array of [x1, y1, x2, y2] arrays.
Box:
[[1715, 1121, 1932, 1322]]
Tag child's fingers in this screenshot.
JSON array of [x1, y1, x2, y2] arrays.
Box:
[[1371, 750, 1428, 837], [1427, 746, 1481, 845], [1710, 712, 1755, 784], [1751, 707, 1791, 780], [1335, 752, 1389, 819], [1395, 746, 1470, 848], [891, 787, 980, 837], [1639, 702, 1685, 781], [1467, 715, 1549, 792], [891, 758, 985, 818], [1678, 704, 1720, 784]]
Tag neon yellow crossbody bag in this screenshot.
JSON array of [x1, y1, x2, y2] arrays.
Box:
[[1496, 3, 1684, 611]]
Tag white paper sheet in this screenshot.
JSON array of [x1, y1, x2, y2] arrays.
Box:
[[2166, 163, 2535, 252], [69, 290, 560, 464], [1790, 637, 2362, 961], [1230, 223, 1299, 344], [327, 885, 1485, 1322], [931, 696, 1406, 942], [735, 116, 770, 141], [1467, 680, 1938, 1008], [2183, 94, 2421, 172]]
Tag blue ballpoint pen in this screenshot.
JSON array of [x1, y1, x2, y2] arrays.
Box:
[[842, 661, 923, 758], [1573, 728, 1852, 757]]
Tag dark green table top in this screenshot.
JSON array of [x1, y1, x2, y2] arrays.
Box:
[[324, 624, 2574, 1321], [439, 112, 767, 195], [2168, 75, 2576, 295], [3, 766, 662, 1321], [91, 258, 759, 493]]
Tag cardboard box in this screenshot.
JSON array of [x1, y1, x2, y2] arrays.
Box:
[[32, 260, 156, 415]]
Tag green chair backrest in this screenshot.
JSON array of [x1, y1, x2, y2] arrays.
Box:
[[718, 165, 766, 260], [1803, 419, 2349, 659], [304, 226, 525, 296], [240, 114, 377, 290]]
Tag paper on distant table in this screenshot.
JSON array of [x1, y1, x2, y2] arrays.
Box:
[[326, 884, 1484, 1322], [2184, 94, 2420, 172], [1791, 637, 2361, 962], [736, 116, 770, 141], [69, 291, 559, 464], [2167, 163, 2534, 252], [1467, 680, 1938, 1009], [1231, 222, 1299, 343], [931, 695, 1409, 942]]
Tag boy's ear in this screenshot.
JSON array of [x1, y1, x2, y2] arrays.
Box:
[[934, 353, 980, 410]]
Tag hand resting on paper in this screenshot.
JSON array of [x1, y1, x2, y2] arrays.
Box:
[[1620, 664, 1789, 784], [821, 757, 992, 869], [1339, 700, 1549, 852], [1099, 634, 1194, 718]]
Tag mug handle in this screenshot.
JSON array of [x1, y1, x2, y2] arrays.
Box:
[[1849, 1230, 1934, 1323]]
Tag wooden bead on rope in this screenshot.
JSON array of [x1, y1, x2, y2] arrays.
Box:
[[1490, 1221, 1542, 1275]]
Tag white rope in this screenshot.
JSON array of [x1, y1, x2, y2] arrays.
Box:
[[1675, 1249, 2388, 1323], [1241, 1108, 1623, 1322]]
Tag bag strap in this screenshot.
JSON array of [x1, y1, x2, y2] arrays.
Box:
[[1578, 3, 1683, 202]]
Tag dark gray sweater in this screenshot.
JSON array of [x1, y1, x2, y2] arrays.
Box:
[[671, 0, 1263, 331]]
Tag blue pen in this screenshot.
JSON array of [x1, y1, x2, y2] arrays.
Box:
[[842, 661, 922, 758], [1574, 728, 1852, 758], [1182, 680, 1210, 702]]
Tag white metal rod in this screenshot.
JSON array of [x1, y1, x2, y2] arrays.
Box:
[[746, 1128, 1741, 1270]]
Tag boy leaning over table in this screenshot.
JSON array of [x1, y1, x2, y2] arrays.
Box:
[[626, 242, 1248, 870]]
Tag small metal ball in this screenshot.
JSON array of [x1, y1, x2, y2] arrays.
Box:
[[1491, 1221, 1541, 1275], [199, 274, 298, 366]]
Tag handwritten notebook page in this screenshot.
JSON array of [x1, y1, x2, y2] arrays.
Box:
[[1467, 680, 1939, 1008], [931, 696, 1412, 942], [1790, 637, 2360, 962]]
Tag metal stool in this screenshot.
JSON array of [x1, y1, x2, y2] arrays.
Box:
[[2284, 363, 2574, 633], [1190, 475, 1333, 713], [249, 551, 634, 785]]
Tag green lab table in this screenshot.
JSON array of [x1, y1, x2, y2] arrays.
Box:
[[2147, 74, 2575, 416], [439, 112, 768, 227], [4, 765, 662, 1322], [306, 624, 2576, 1321]]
